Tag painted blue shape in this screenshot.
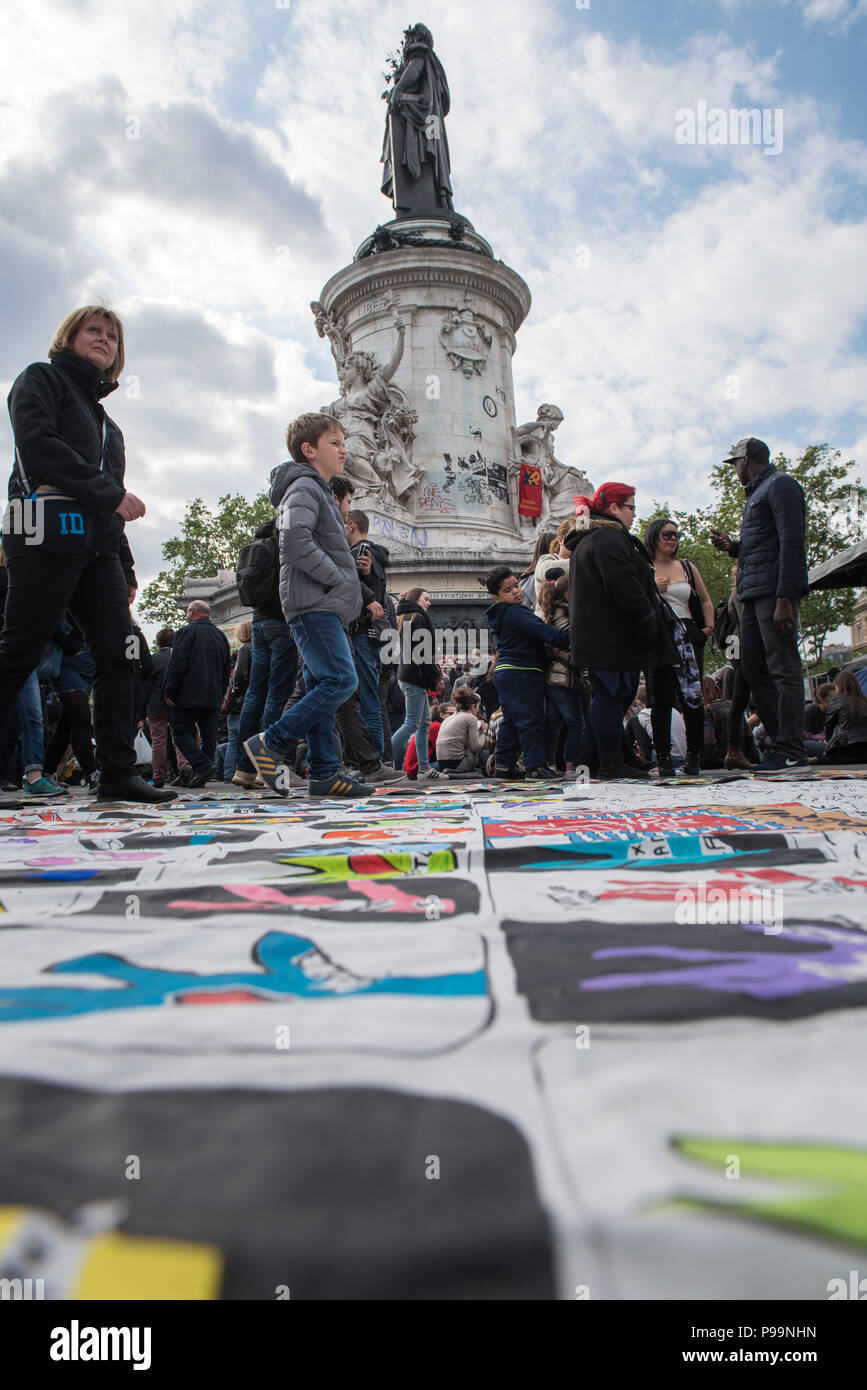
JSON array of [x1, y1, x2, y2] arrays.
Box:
[[0, 930, 486, 1022]]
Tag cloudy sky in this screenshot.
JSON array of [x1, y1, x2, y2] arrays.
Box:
[[2, 0, 866, 618]]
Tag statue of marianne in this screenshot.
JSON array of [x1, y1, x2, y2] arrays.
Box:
[[380, 23, 455, 220]]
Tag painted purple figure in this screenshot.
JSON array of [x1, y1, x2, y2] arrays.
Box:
[[582, 922, 867, 1000]]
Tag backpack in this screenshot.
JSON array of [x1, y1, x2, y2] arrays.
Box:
[[236, 527, 279, 608]]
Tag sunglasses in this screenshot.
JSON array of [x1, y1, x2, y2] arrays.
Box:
[[660, 530, 679, 539]]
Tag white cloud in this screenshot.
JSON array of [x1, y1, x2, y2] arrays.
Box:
[[0, 0, 865, 626]]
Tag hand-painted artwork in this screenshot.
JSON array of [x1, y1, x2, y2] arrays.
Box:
[[503, 915, 867, 1022], [0, 1078, 555, 1299], [666, 1136, 867, 1250], [483, 804, 867, 842], [0, 844, 466, 887], [0, 874, 480, 923], [485, 830, 853, 874], [2, 773, 867, 1299], [0, 928, 488, 1023]]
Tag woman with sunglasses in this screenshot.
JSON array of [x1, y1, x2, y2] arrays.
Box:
[[644, 517, 714, 776]]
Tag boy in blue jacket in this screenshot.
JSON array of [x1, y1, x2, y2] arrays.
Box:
[[485, 565, 570, 779]]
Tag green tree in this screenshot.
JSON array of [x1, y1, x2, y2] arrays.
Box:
[[138, 492, 275, 625], [638, 445, 865, 664]]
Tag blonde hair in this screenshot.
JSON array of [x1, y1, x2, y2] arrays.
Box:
[[550, 518, 575, 551], [49, 307, 125, 381], [236, 620, 253, 644]]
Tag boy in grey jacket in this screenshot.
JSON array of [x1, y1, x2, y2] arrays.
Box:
[[244, 413, 380, 797]]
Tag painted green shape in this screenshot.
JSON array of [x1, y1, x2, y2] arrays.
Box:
[[665, 1135, 867, 1249], [273, 848, 457, 882]]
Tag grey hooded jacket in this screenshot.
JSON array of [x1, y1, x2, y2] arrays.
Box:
[[269, 461, 364, 625]]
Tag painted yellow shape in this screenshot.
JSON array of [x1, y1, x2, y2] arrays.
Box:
[[77, 1231, 222, 1301], [0, 1208, 23, 1246]]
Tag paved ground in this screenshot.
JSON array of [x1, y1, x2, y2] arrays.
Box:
[[1, 767, 866, 1300]]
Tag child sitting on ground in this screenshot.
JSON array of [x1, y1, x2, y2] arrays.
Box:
[[484, 565, 570, 781]]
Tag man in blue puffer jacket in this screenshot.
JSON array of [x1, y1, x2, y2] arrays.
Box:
[[711, 437, 808, 769]]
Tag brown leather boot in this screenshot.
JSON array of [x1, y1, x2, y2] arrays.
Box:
[[724, 748, 753, 771]]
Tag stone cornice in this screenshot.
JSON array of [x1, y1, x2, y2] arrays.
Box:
[[319, 252, 532, 334]]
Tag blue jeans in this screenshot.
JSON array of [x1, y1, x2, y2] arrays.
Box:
[[262, 612, 357, 780], [352, 633, 384, 757], [493, 668, 547, 770], [236, 619, 298, 774], [392, 681, 432, 771], [223, 712, 241, 780], [16, 670, 44, 774], [545, 684, 586, 765]]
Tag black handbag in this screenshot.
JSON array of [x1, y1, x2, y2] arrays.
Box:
[[13, 419, 106, 555], [682, 559, 705, 628]]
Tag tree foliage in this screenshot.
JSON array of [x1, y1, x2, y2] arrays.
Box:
[[637, 444, 865, 665], [138, 492, 275, 625]]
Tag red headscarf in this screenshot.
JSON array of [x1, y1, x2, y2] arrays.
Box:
[[574, 482, 635, 517]]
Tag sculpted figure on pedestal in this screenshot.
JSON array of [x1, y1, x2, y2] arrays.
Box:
[[381, 23, 456, 221], [310, 300, 352, 367], [321, 312, 419, 507], [516, 404, 590, 529], [440, 303, 492, 378]]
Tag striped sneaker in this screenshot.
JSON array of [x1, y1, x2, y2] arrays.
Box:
[[308, 773, 374, 798], [243, 734, 295, 796]]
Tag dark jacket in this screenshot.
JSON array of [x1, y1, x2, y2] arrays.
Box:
[[485, 601, 568, 670], [147, 647, 173, 718], [227, 640, 252, 715], [566, 514, 677, 672], [396, 599, 440, 690], [269, 461, 363, 625], [7, 351, 136, 583], [804, 700, 826, 736], [163, 618, 231, 710], [349, 539, 390, 637], [824, 694, 867, 752], [731, 464, 808, 600]]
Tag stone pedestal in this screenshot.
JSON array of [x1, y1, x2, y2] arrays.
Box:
[[316, 219, 538, 612]]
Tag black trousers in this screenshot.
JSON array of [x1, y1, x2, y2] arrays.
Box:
[[44, 690, 97, 777], [335, 690, 380, 775], [651, 624, 706, 759], [170, 707, 219, 769], [0, 544, 135, 780]]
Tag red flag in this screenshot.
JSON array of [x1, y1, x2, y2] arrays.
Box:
[[518, 464, 542, 518]]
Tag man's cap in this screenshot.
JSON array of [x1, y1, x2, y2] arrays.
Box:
[[723, 437, 770, 465]]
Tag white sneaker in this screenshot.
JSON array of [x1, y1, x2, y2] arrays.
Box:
[[417, 767, 447, 781]]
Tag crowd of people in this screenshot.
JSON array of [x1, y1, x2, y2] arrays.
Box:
[[2, 307, 866, 799]]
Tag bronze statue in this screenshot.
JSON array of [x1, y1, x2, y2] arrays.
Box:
[[381, 23, 456, 221]]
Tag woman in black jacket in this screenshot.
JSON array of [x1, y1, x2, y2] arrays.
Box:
[[1, 306, 174, 803], [566, 482, 677, 780], [391, 588, 444, 781], [824, 673, 867, 763]]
